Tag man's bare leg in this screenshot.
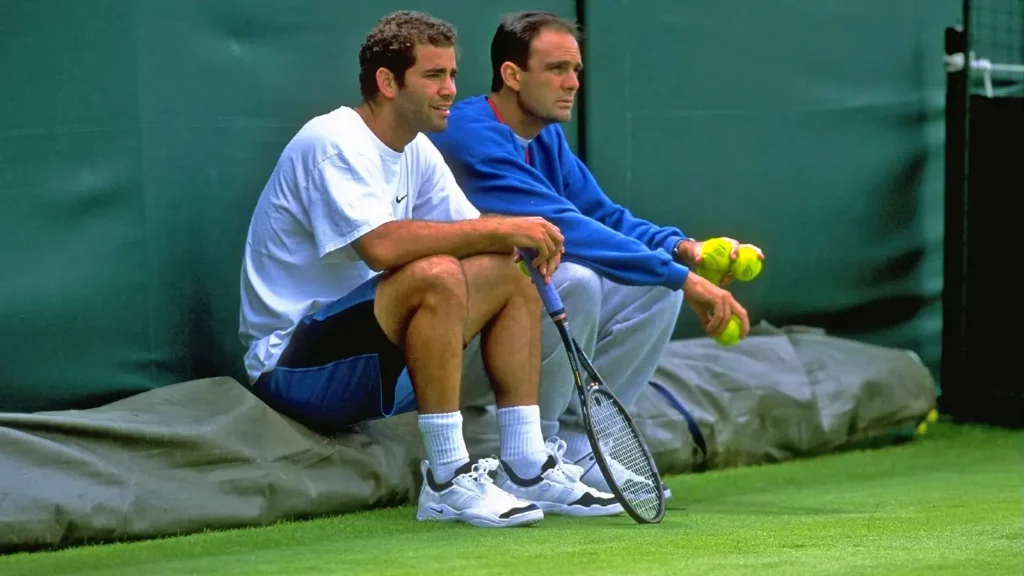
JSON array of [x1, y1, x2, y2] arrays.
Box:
[[374, 255, 469, 482], [460, 254, 548, 478], [374, 255, 467, 414], [460, 254, 542, 408], [375, 254, 544, 526]]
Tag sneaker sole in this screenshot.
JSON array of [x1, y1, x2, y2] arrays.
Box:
[[535, 501, 624, 517], [417, 504, 544, 528]]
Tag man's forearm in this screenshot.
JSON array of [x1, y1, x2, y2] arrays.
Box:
[[354, 219, 511, 271]]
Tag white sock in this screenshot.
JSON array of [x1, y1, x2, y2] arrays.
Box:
[[497, 405, 548, 479], [560, 424, 593, 463], [418, 411, 470, 483]]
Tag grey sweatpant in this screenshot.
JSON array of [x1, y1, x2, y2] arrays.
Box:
[[460, 261, 684, 440]]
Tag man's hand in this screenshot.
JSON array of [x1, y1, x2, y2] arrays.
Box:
[[681, 271, 750, 339], [502, 216, 564, 282], [674, 238, 765, 287]]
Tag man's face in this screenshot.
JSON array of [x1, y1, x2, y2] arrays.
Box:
[[516, 28, 582, 124], [393, 44, 457, 133]]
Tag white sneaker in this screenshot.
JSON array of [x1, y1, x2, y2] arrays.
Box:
[[495, 438, 624, 517], [575, 452, 673, 500], [416, 458, 544, 528]]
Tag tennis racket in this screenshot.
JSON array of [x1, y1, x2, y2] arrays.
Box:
[[519, 249, 665, 524]]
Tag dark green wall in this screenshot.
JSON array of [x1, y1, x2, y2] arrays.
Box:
[[0, 0, 575, 411], [584, 0, 959, 382], [0, 1, 956, 412]]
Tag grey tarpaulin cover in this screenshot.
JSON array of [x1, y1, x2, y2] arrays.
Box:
[[0, 325, 935, 551], [635, 323, 937, 474]]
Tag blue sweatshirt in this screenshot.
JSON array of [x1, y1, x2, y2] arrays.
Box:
[[428, 95, 690, 290]]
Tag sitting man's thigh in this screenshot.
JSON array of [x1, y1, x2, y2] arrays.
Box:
[[251, 274, 414, 434]]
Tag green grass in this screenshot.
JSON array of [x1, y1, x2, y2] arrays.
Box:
[[1, 422, 1021, 575]]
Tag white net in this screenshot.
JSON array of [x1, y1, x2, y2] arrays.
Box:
[[965, 0, 1024, 97]]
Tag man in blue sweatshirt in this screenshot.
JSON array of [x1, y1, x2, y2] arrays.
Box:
[[428, 11, 764, 496]]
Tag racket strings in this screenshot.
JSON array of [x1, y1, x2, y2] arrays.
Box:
[[589, 391, 661, 520]]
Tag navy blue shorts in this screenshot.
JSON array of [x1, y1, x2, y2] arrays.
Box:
[[251, 275, 416, 434]]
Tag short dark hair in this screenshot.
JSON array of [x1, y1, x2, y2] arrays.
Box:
[[359, 11, 458, 101], [490, 11, 580, 92]]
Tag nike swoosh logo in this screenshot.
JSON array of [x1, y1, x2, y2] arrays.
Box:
[[396, 194, 408, 203], [430, 506, 443, 514]]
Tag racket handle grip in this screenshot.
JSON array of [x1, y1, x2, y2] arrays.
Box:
[[517, 248, 565, 315]]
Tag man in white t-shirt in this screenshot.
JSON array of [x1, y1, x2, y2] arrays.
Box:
[[239, 11, 622, 528]]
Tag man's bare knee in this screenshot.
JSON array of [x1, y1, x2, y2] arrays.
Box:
[[458, 254, 544, 343], [375, 255, 467, 346], [404, 255, 468, 313]]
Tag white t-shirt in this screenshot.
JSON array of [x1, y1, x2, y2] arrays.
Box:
[[239, 106, 480, 384]]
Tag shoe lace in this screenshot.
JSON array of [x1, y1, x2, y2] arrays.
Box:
[[457, 457, 500, 489], [545, 437, 585, 483]]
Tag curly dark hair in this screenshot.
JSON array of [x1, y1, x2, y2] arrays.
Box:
[[359, 11, 458, 102]]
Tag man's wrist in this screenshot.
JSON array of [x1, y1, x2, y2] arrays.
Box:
[[674, 238, 697, 264]]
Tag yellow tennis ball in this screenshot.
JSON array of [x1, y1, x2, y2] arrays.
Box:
[[700, 238, 733, 273], [915, 421, 928, 435], [732, 246, 762, 282], [714, 315, 742, 346], [518, 260, 531, 277], [696, 238, 733, 284], [697, 267, 725, 286], [926, 409, 938, 423]]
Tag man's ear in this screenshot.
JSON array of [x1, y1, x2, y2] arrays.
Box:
[[500, 62, 522, 91], [376, 68, 399, 99]]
